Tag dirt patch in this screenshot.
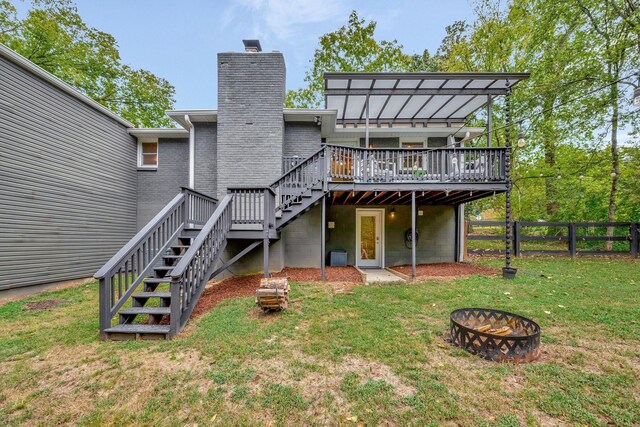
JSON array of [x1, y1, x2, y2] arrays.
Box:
[[192, 267, 363, 318], [390, 262, 497, 279], [23, 299, 65, 311]]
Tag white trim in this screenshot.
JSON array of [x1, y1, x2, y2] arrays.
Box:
[[137, 140, 158, 169], [184, 115, 195, 189], [128, 128, 189, 139], [0, 43, 134, 128], [166, 109, 217, 128], [355, 208, 385, 268]]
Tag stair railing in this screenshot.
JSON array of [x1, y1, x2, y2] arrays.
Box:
[[227, 187, 276, 230], [270, 146, 327, 213], [169, 194, 234, 336], [95, 188, 217, 337]]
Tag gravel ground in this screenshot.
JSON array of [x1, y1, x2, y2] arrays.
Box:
[[390, 263, 497, 278], [192, 267, 362, 317]]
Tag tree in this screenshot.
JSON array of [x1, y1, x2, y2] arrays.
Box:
[[575, 0, 640, 247], [0, 0, 175, 127], [286, 11, 413, 108]]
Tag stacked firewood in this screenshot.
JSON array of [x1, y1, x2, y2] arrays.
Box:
[[256, 278, 290, 311]]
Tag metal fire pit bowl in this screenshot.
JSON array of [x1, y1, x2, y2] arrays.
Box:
[[450, 308, 541, 363]]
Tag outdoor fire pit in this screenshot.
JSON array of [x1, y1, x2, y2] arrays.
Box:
[[450, 308, 541, 363]]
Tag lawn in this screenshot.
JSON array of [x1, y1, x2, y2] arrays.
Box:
[[0, 258, 639, 426]]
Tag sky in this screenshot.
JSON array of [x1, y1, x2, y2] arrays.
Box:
[[66, 0, 475, 110]]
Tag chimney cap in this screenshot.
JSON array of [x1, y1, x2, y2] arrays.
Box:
[[242, 39, 262, 53]]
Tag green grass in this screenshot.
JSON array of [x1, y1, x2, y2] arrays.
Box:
[[0, 258, 639, 426]]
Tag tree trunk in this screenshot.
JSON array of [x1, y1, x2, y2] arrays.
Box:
[[542, 99, 558, 217], [606, 79, 620, 251]]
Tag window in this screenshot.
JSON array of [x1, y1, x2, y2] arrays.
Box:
[[401, 142, 424, 149], [138, 142, 158, 168]]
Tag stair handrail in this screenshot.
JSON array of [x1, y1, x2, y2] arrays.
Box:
[[95, 188, 218, 337], [169, 193, 235, 335], [270, 146, 327, 212], [270, 146, 327, 188]]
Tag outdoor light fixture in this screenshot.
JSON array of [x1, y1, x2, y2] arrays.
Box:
[[517, 122, 526, 148], [390, 208, 396, 219], [634, 72, 640, 107]]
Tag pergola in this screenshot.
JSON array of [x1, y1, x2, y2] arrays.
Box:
[[324, 72, 529, 147], [322, 72, 530, 279]]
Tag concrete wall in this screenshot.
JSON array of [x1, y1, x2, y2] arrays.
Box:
[[281, 204, 456, 268], [136, 139, 188, 228], [282, 204, 322, 267], [0, 54, 137, 290], [283, 122, 322, 158], [216, 51, 285, 199]]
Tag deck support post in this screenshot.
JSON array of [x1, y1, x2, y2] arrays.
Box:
[[502, 81, 516, 279], [263, 235, 269, 278], [263, 189, 271, 278], [321, 194, 326, 282], [411, 191, 416, 279]]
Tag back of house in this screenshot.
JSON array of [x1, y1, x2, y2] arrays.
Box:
[[0, 40, 527, 338]]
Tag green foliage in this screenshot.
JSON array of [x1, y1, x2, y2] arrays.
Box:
[[0, 0, 175, 127], [286, 11, 413, 108]]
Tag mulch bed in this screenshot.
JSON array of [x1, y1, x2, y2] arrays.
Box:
[[273, 267, 363, 283], [390, 263, 497, 278], [191, 267, 362, 318], [23, 299, 64, 312]]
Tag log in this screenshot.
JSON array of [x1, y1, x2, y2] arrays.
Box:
[[256, 278, 290, 311]]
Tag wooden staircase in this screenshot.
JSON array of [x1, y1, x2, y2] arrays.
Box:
[[96, 148, 329, 340], [103, 233, 195, 340]]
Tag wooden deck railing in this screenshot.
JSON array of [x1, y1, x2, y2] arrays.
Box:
[[467, 220, 640, 257], [169, 194, 234, 335], [272, 147, 327, 212], [326, 145, 506, 183], [227, 187, 276, 230], [95, 188, 217, 335]]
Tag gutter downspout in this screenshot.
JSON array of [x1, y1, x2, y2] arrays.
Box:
[[185, 114, 195, 189]]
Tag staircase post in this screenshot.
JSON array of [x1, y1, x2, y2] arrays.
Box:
[[169, 277, 181, 337], [321, 193, 326, 282], [99, 277, 111, 338], [263, 188, 273, 278]]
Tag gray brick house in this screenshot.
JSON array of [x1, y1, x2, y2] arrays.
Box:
[[0, 40, 528, 338]]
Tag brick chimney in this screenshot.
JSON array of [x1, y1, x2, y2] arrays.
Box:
[[216, 40, 286, 199]]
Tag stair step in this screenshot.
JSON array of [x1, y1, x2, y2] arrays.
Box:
[[182, 229, 202, 237], [133, 292, 171, 300], [104, 324, 170, 335], [120, 307, 171, 316], [171, 245, 190, 250], [144, 278, 172, 284], [162, 255, 183, 259], [153, 266, 173, 272]]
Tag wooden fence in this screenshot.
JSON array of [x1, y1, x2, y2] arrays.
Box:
[[466, 221, 640, 257]]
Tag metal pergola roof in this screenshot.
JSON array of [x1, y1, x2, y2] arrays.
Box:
[[324, 72, 529, 125]]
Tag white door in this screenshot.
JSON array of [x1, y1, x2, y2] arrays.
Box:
[[356, 209, 384, 268]]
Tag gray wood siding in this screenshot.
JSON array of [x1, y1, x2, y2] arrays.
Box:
[[0, 56, 137, 290]]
